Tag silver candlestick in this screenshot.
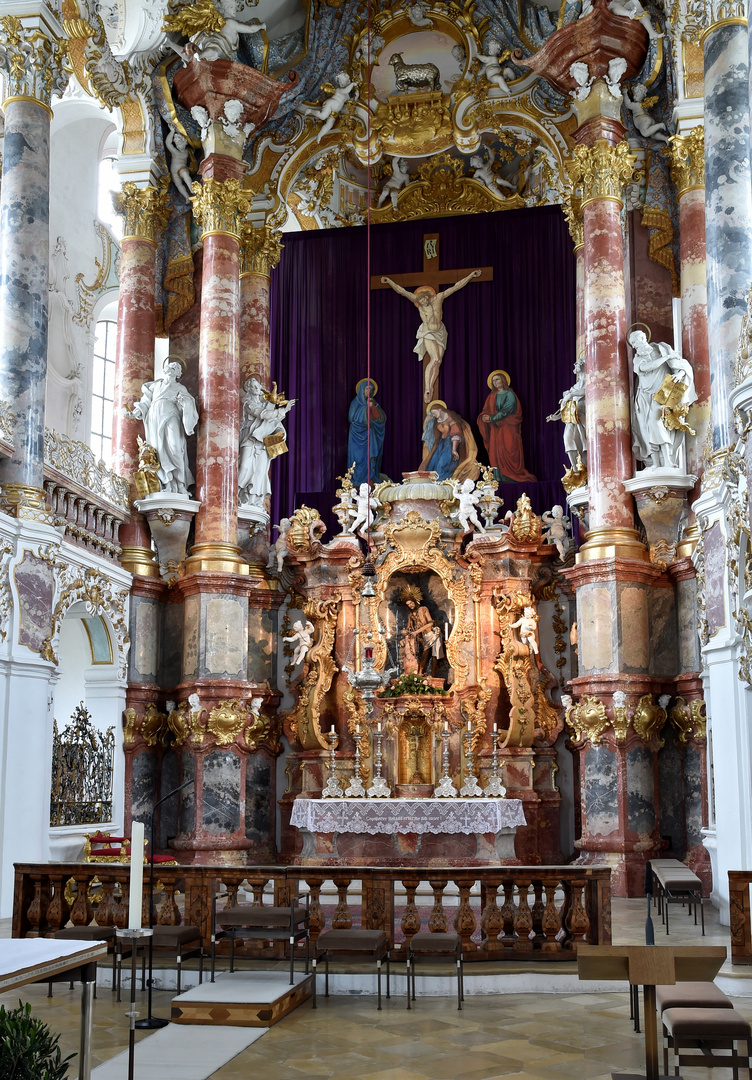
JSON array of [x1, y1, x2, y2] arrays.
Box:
[[368, 725, 391, 797], [460, 727, 484, 797], [434, 726, 457, 797], [345, 725, 367, 797], [484, 729, 507, 796], [322, 728, 344, 798]]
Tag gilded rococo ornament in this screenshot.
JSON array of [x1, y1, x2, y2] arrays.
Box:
[[565, 139, 639, 207], [632, 693, 666, 745], [240, 222, 283, 277], [0, 14, 68, 106], [667, 126, 705, 196], [113, 181, 171, 243], [191, 177, 252, 239]]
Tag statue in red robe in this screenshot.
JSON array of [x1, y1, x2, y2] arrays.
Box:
[[477, 370, 537, 483]]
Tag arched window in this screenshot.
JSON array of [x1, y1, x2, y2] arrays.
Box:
[[90, 319, 117, 464]]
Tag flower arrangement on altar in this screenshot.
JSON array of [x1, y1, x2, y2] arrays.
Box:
[[379, 672, 448, 698]]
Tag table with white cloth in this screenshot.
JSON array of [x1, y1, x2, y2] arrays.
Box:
[[289, 797, 526, 865], [0, 938, 107, 1080]]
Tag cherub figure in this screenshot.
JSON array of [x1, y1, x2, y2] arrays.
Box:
[[221, 98, 254, 141], [622, 84, 670, 142], [609, 0, 662, 38], [355, 31, 385, 64], [605, 56, 628, 98], [569, 61, 594, 100], [163, 0, 266, 62], [165, 128, 194, 203], [542, 505, 572, 561], [267, 517, 291, 574], [377, 157, 411, 210], [451, 478, 487, 535], [303, 72, 357, 144], [348, 482, 380, 536], [190, 105, 211, 143], [283, 619, 315, 667], [406, 0, 433, 26], [476, 39, 515, 95], [470, 145, 516, 195], [511, 606, 540, 655]]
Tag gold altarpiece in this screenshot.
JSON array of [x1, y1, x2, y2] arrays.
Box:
[[278, 485, 565, 865]]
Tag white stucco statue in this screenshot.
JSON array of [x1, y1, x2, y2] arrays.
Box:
[[190, 105, 212, 143], [355, 31, 385, 64], [546, 356, 587, 468], [622, 84, 670, 142], [470, 145, 516, 194], [477, 38, 515, 94], [283, 619, 315, 667], [542, 505, 573, 561], [377, 157, 411, 210], [267, 517, 291, 574], [221, 98, 254, 140], [609, 0, 662, 38], [348, 482, 380, 536], [165, 0, 266, 62], [303, 72, 357, 144], [166, 128, 194, 203], [451, 478, 486, 535], [628, 329, 697, 470], [570, 61, 594, 100], [238, 378, 296, 508], [131, 359, 199, 495], [605, 57, 628, 98], [407, 0, 433, 27], [511, 606, 539, 655]]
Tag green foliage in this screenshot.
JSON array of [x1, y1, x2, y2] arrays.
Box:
[[379, 672, 447, 698], [0, 1001, 73, 1080]]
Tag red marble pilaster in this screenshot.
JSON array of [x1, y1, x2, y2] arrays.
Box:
[[575, 243, 585, 361], [679, 186, 710, 510], [240, 272, 271, 387]]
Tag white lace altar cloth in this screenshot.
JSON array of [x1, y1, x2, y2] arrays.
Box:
[[290, 797, 526, 836]]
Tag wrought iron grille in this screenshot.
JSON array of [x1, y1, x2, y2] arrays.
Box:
[[50, 703, 115, 827]]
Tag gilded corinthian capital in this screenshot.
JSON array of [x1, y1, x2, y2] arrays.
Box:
[[191, 178, 252, 240], [113, 181, 171, 243], [565, 139, 638, 208], [668, 126, 705, 195], [0, 13, 68, 107], [240, 223, 283, 277]]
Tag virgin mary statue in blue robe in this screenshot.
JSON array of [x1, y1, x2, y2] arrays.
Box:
[[347, 379, 386, 486]]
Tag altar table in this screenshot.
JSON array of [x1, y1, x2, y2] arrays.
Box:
[[289, 797, 526, 866], [0, 937, 107, 1080]]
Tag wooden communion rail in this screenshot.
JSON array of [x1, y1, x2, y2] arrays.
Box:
[[13, 863, 611, 962]]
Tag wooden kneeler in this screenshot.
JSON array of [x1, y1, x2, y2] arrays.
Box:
[[578, 944, 727, 1080]]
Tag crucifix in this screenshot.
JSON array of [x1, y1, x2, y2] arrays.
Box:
[[371, 232, 493, 406]]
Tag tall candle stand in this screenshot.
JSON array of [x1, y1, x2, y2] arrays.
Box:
[[434, 726, 457, 797], [321, 728, 344, 798], [484, 728, 507, 796], [116, 927, 153, 1080], [368, 725, 391, 797], [460, 727, 484, 797], [345, 725, 367, 797]]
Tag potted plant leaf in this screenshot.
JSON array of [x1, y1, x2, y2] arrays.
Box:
[[0, 1001, 73, 1080]]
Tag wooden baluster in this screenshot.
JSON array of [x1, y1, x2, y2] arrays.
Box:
[[480, 878, 503, 954], [565, 878, 590, 951], [401, 877, 421, 950], [499, 879, 516, 946], [364, 874, 394, 942], [428, 878, 449, 933], [332, 877, 353, 929], [513, 881, 533, 952], [540, 877, 562, 953], [46, 874, 71, 933], [305, 878, 324, 946], [112, 879, 127, 929], [247, 874, 269, 906], [70, 875, 94, 926], [95, 879, 117, 927], [275, 874, 291, 909], [453, 880, 477, 954], [531, 881, 545, 945], [26, 875, 50, 936], [157, 881, 181, 925]]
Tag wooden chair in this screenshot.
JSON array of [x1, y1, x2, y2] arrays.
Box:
[[211, 893, 309, 985], [406, 932, 463, 1011], [48, 926, 119, 998], [117, 925, 204, 998], [312, 929, 390, 1010], [662, 1006, 752, 1077]]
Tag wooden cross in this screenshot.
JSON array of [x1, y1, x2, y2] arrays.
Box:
[[371, 233, 493, 406]]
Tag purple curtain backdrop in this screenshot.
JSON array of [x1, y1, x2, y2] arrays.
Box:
[[269, 206, 576, 534]]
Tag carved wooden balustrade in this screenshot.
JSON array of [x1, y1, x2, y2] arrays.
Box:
[[728, 871, 752, 965], [13, 863, 611, 962]]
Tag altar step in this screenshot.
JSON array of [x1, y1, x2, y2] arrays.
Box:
[[170, 970, 313, 1027]]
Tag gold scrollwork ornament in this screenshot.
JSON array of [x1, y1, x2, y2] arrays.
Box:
[[632, 694, 666, 745], [566, 695, 609, 744], [565, 139, 639, 207]]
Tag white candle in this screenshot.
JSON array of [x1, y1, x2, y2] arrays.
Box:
[[377, 722, 382, 733], [445, 622, 450, 641], [493, 722, 498, 733], [330, 725, 335, 734], [356, 724, 360, 735], [467, 720, 471, 732], [444, 720, 449, 732], [128, 820, 145, 930]]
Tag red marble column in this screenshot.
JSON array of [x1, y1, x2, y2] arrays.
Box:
[[669, 128, 710, 542], [239, 224, 282, 388], [186, 170, 251, 574], [567, 137, 645, 562], [575, 242, 585, 362], [112, 184, 169, 578]]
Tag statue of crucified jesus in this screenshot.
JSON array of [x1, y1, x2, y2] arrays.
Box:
[[381, 269, 482, 403]]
